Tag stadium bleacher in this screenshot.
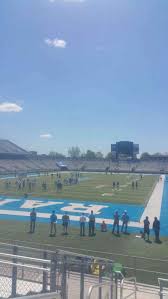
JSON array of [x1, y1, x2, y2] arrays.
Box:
[[0, 139, 168, 175]]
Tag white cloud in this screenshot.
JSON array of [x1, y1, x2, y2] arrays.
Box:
[[0, 102, 23, 112], [40, 134, 53, 139], [44, 38, 67, 48]]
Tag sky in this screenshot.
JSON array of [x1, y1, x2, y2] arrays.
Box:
[[0, 0, 168, 155]]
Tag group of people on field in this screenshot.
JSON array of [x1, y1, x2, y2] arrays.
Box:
[[29, 208, 161, 242], [29, 208, 70, 236]]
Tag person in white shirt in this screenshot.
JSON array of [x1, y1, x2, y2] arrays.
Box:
[[80, 213, 86, 236]]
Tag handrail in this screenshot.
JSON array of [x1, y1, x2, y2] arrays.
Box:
[[0, 251, 51, 264], [120, 276, 137, 299], [87, 280, 114, 299], [12, 292, 61, 299], [0, 259, 50, 272], [158, 278, 168, 298]]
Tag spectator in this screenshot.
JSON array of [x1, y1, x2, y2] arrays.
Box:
[[143, 216, 150, 241], [121, 210, 129, 234], [29, 208, 36, 233], [135, 181, 138, 189], [132, 181, 135, 189], [80, 213, 86, 236], [62, 212, 70, 235], [153, 217, 160, 243], [50, 210, 57, 237], [112, 210, 120, 235], [89, 210, 95, 236], [101, 221, 107, 232]]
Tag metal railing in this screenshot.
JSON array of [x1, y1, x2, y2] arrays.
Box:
[[0, 242, 115, 299], [16, 293, 61, 299], [158, 278, 168, 299], [49, 244, 168, 286], [87, 280, 115, 299], [120, 276, 137, 299]]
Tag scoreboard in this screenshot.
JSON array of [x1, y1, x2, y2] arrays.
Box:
[[111, 141, 139, 159]]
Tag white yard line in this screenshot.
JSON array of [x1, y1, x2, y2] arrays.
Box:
[[140, 175, 165, 226], [95, 185, 106, 189]]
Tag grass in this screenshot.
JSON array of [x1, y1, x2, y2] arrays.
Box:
[[0, 172, 158, 204], [0, 219, 167, 285], [0, 172, 165, 285]]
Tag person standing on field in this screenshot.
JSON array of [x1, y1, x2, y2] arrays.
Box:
[[50, 211, 57, 237], [62, 212, 70, 235], [143, 216, 150, 241], [89, 210, 96, 236], [80, 213, 86, 236], [29, 208, 36, 233], [153, 217, 160, 243], [121, 210, 129, 234], [112, 210, 120, 235]]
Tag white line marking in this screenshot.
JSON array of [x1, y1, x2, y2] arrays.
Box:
[[140, 175, 165, 225]]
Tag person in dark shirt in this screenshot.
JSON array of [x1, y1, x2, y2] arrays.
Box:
[[88, 210, 95, 236], [29, 208, 36, 233], [143, 216, 150, 241], [112, 210, 120, 235], [50, 211, 57, 236], [62, 212, 70, 235], [153, 217, 160, 243], [135, 181, 138, 189]]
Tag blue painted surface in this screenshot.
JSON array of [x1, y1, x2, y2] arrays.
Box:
[[0, 184, 167, 236], [0, 196, 144, 222], [160, 176, 168, 236]]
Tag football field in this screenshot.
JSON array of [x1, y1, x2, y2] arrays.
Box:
[[0, 172, 159, 233], [0, 172, 157, 203], [0, 172, 168, 285]]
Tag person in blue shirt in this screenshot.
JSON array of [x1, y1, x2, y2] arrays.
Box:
[[153, 217, 160, 243], [29, 208, 36, 233], [121, 210, 129, 234], [89, 210, 95, 236], [112, 210, 120, 235], [50, 210, 57, 237]]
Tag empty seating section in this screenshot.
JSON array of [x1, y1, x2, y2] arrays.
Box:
[[0, 158, 168, 174]]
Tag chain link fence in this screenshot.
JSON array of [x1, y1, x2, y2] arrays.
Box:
[[0, 242, 115, 299]]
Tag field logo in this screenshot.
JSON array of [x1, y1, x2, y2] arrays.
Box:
[[61, 203, 108, 215]]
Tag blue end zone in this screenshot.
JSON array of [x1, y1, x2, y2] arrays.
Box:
[[0, 196, 143, 223], [0, 181, 167, 237]]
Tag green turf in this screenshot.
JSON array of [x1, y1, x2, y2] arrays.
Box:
[[0, 173, 164, 285], [0, 219, 167, 285], [0, 173, 158, 204]]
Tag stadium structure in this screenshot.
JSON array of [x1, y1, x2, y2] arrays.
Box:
[[0, 139, 168, 299], [0, 139, 168, 174], [111, 141, 139, 160]]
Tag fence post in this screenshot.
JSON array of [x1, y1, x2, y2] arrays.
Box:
[[134, 256, 137, 278], [42, 251, 47, 293], [160, 281, 163, 299], [50, 253, 57, 292], [11, 245, 18, 297], [80, 258, 85, 299], [61, 255, 67, 299], [99, 263, 103, 299], [110, 263, 113, 299]]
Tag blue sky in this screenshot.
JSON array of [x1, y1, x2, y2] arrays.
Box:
[[0, 0, 168, 155]]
